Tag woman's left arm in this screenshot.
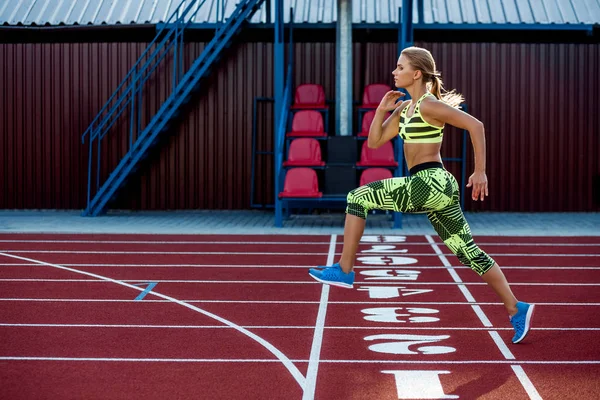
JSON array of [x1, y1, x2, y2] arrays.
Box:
[[421, 100, 488, 201]]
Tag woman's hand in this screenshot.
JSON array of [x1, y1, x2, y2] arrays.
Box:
[[467, 171, 488, 201], [377, 90, 405, 112]]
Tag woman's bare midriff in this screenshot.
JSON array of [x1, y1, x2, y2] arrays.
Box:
[[404, 142, 443, 171]]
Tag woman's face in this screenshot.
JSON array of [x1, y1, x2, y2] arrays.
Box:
[[392, 54, 416, 88]]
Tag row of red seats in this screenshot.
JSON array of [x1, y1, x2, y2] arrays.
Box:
[[287, 83, 391, 137], [287, 109, 388, 138], [283, 138, 397, 167], [279, 167, 393, 198], [291, 83, 389, 110], [279, 83, 395, 198]]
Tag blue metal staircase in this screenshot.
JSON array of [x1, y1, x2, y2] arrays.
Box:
[[81, 0, 265, 216]]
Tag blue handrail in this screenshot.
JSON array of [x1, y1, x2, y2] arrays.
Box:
[[82, 0, 265, 216], [81, 0, 208, 145], [274, 64, 293, 194]]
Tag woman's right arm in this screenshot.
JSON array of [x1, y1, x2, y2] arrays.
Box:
[[368, 92, 408, 149]]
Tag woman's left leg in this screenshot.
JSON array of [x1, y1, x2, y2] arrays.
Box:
[[427, 203, 517, 314], [427, 202, 534, 343]]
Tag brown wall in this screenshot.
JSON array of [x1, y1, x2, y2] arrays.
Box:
[[1, 40, 599, 211]]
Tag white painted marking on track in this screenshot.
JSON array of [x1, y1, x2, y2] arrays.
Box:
[[1, 298, 599, 306], [0, 250, 328, 255], [511, 365, 543, 399], [2, 323, 597, 331], [320, 360, 600, 364], [0, 240, 333, 245], [471, 305, 492, 327], [2, 279, 598, 286], [0, 239, 597, 247], [303, 234, 336, 400], [0, 251, 306, 389], [3, 263, 599, 270], [488, 331, 515, 359], [1, 357, 598, 365], [1, 249, 597, 256], [458, 285, 476, 302]]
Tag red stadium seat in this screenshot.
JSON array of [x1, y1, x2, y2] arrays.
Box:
[[290, 84, 328, 110], [286, 110, 327, 137], [283, 138, 325, 167], [356, 141, 398, 167], [361, 84, 391, 109], [360, 168, 393, 186], [279, 168, 323, 198], [357, 110, 391, 137]]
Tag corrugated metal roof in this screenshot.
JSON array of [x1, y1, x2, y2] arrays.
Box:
[[1, 0, 599, 26]]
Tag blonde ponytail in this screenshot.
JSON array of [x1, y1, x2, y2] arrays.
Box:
[[401, 46, 465, 108], [430, 74, 464, 108]]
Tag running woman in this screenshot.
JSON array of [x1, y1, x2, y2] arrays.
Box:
[[308, 46, 534, 344]]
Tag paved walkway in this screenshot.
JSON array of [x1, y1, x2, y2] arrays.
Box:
[[0, 210, 598, 236]]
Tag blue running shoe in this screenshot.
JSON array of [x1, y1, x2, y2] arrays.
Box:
[[510, 301, 535, 344], [308, 263, 354, 288]]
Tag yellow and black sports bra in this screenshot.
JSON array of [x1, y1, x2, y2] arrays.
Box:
[[399, 92, 444, 144]]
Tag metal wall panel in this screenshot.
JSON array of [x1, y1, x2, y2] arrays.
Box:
[[0, 41, 276, 210], [415, 41, 600, 212], [1, 41, 598, 211]]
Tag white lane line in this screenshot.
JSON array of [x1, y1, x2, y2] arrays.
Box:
[[303, 234, 336, 400], [425, 235, 540, 396], [0, 263, 330, 268], [2, 323, 598, 331], [458, 285, 476, 302], [1, 298, 600, 306], [0, 279, 320, 284], [0, 240, 332, 245], [1, 357, 598, 365], [3, 263, 599, 270], [321, 360, 600, 364], [471, 305, 493, 327], [0, 251, 306, 389], [2, 279, 599, 286], [1, 239, 597, 246], [0, 250, 326, 255], [489, 331, 515, 359], [1, 249, 597, 256], [511, 365, 543, 399]]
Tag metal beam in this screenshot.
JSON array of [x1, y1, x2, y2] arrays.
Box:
[[399, 0, 414, 52], [336, 0, 352, 136], [274, 0, 284, 124], [274, 0, 284, 226], [417, 0, 424, 24]]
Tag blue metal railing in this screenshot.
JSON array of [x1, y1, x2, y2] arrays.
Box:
[[81, 0, 208, 212], [273, 7, 295, 226], [249, 5, 293, 210], [82, 1, 206, 144], [273, 64, 293, 226], [81, 0, 265, 216], [250, 96, 275, 208]]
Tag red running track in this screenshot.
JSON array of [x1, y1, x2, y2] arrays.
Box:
[[0, 233, 599, 399]]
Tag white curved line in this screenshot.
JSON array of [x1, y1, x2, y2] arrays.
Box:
[[0, 252, 306, 389]]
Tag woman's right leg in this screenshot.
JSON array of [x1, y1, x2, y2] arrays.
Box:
[[308, 177, 411, 287], [338, 214, 367, 273], [336, 176, 415, 273]]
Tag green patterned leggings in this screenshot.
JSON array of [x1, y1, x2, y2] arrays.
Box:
[[347, 166, 495, 275]]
